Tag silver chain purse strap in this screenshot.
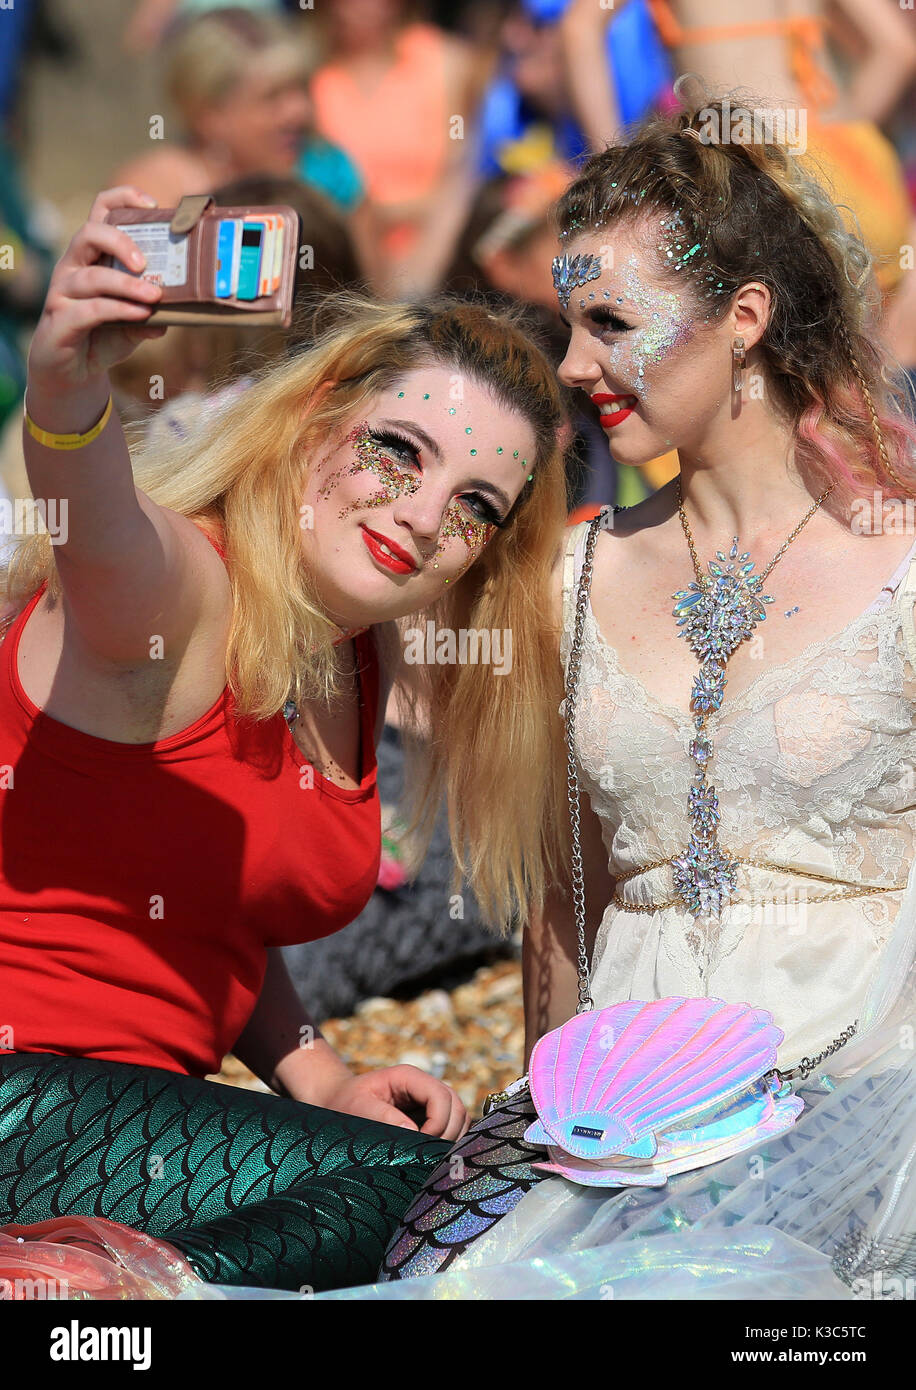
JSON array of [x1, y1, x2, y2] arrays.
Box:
[[564, 509, 857, 1082]]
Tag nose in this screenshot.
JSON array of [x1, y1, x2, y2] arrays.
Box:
[[391, 479, 453, 551], [557, 329, 604, 392], [285, 89, 312, 129]]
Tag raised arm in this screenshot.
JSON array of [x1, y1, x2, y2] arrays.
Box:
[[828, 0, 916, 125], [23, 186, 229, 667], [558, 0, 631, 151]]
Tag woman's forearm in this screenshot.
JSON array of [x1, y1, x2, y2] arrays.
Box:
[[233, 948, 355, 1104], [559, 0, 626, 151]]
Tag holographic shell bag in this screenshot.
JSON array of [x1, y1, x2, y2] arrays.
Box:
[[522, 997, 803, 1188], [484, 508, 859, 1188]]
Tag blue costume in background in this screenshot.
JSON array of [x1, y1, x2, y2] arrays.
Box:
[[477, 0, 672, 177]]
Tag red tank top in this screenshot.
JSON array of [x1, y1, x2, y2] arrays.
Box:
[[0, 547, 381, 1077]]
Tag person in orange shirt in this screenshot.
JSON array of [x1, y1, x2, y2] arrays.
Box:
[[308, 1, 486, 296]]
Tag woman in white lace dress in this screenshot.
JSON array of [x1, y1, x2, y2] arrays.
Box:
[[526, 90, 916, 1080], [355, 87, 916, 1298]]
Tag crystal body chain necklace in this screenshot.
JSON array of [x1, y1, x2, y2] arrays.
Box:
[[670, 475, 837, 917]]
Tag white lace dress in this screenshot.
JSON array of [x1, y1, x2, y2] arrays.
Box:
[[560, 513, 916, 1068]]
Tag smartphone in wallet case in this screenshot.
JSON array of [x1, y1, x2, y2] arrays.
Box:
[[105, 194, 300, 327]]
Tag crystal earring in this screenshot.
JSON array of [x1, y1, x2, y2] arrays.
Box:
[[732, 337, 746, 394]]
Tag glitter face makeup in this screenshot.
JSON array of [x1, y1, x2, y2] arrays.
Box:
[[318, 422, 422, 519], [558, 190, 731, 310], [552, 252, 603, 310], [321, 421, 499, 574], [555, 210, 748, 461], [603, 253, 697, 399], [431, 504, 496, 577], [300, 366, 537, 628]]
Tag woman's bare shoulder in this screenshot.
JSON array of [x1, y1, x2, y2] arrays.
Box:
[[593, 483, 678, 572]]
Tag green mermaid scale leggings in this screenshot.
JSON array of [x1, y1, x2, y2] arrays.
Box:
[[0, 1053, 451, 1292]]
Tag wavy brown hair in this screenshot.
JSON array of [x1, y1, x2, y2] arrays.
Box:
[[553, 78, 916, 512]]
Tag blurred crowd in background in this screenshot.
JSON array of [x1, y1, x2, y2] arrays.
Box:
[[2, 0, 915, 527]]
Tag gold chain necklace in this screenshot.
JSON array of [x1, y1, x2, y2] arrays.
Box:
[[670, 474, 837, 916]]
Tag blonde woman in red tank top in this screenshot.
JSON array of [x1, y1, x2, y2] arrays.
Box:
[[0, 182, 573, 1293]]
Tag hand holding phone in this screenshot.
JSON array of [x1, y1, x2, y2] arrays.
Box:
[[105, 194, 299, 327]]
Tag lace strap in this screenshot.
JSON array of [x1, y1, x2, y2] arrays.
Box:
[[560, 510, 616, 668], [897, 550, 916, 678]]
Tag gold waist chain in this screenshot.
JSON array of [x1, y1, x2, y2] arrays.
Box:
[[610, 854, 908, 913]]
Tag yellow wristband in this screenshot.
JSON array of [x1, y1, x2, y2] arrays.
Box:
[[24, 395, 113, 451]]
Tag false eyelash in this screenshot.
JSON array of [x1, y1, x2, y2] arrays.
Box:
[[369, 426, 422, 463], [371, 427, 508, 528], [469, 496, 507, 528], [589, 307, 633, 332]]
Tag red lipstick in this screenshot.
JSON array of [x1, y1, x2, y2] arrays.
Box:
[[360, 525, 418, 575], [591, 393, 638, 430]]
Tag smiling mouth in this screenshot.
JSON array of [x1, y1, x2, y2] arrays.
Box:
[[591, 393, 639, 424], [360, 525, 419, 573], [592, 394, 642, 425]]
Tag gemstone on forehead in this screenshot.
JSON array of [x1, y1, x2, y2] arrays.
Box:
[[552, 251, 603, 309]]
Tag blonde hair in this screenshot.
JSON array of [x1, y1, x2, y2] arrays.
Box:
[[8, 292, 571, 933], [165, 9, 315, 130]]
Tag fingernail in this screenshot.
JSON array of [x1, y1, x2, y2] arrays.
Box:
[[141, 194, 157, 206], [131, 251, 145, 269]]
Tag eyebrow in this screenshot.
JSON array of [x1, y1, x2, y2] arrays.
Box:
[[378, 417, 514, 514]]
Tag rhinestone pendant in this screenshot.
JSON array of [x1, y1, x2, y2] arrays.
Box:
[[672, 539, 774, 666], [670, 536, 773, 918], [671, 836, 740, 917]]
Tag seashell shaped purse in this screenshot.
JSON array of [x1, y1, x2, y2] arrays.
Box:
[[522, 997, 804, 1188]]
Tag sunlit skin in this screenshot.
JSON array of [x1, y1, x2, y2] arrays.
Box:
[[554, 218, 883, 537], [550, 214, 916, 725], [556, 220, 751, 471], [299, 365, 537, 630]]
